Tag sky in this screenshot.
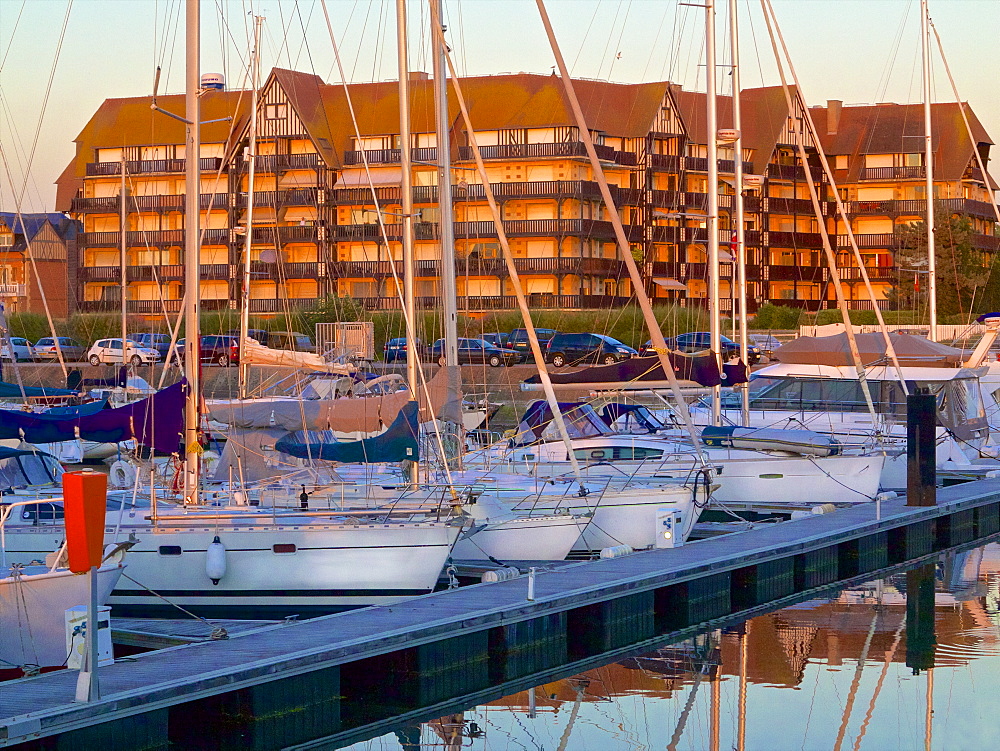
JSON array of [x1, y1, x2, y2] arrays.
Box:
[[0, 0, 997, 213]]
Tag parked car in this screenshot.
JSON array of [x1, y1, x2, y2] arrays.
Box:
[[545, 333, 637, 367], [130, 333, 174, 361], [226, 329, 270, 345], [383, 337, 426, 363], [0, 337, 35, 362], [507, 328, 559, 361], [748, 333, 781, 361], [482, 332, 510, 348], [86, 338, 160, 366], [34, 337, 86, 362], [198, 335, 240, 366], [267, 331, 314, 352], [428, 338, 522, 367], [640, 332, 761, 365]]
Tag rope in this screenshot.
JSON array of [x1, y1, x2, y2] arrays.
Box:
[[119, 572, 228, 640]]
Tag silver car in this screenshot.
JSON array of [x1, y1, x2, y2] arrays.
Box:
[[86, 338, 161, 366], [34, 337, 86, 362]]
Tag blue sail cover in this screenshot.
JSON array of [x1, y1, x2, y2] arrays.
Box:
[[0, 381, 186, 453], [0, 382, 77, 398], [274, 400, 419, 463]]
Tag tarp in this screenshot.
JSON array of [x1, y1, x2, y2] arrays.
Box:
[[0, 445, 63, 489], [0, 381, 185, 453], [207, 367, 458, 433], [0, 382, 77, 398], [274, 400, 419, 463], [774, 333, 964, 368], [598, 403, 667, 434], [522, 353, 749, 389]]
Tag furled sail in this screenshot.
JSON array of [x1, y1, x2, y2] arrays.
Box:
[[240, 337, 356, 373]]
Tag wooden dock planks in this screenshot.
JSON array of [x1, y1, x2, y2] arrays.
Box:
[[2, 478, 1000, 745]]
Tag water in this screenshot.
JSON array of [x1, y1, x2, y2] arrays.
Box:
[[331, 542, 1000, 751]]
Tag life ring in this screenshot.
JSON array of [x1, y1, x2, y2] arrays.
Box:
[[109, 460, 137, 489]]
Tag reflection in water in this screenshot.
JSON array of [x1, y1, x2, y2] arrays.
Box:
[[342, 543, 1000, 750]]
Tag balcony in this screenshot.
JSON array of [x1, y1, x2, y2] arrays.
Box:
[[331, 179, 608, 206], [764, 197, 825, 215], [767, 164, 808, 181], [71, 193, 229, 214], [252, 153, 322, 172], [246, 298, 318, 314], [457, 142, 616, 162], [350, 294, 634, 311], [79, 229, 230, 247], [835, 266, 896, 281], [845, 197, 998, 220], [766, 231, 825, 249], [859, 166, 926, 181], [835, 233, 897, 250], [85, 158, 223, 177], [972, 233, 1000, 251], [329, 257, 627, 279], [331, 218, 619, 243], [79, 264, 228, 282], [0, 284, 26, 297], [249, 261, 322, 279], [233, 188, 321, 209], [342, 147, 438, 166]]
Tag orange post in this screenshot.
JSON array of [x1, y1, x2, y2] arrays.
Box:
[[63, 470, 108, 574]]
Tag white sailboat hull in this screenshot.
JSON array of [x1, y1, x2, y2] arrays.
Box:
[[0, 563, 122, 670], [3, 518, 460, 618], [452, 513, 588, 561]]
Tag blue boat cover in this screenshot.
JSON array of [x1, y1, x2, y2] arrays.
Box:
[[0, 382, 77, 398], [513, 400, 614, 446], [274, 400, 419, 463], [0, 381, 186, 453]]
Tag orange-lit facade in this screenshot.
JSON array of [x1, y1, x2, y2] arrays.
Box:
[[56, 70, 997, 317]]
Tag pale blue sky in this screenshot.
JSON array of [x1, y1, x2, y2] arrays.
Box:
[[0, 0, 996, 212]]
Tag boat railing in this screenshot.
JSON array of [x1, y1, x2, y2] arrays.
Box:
[[0, 498, 66, 568]]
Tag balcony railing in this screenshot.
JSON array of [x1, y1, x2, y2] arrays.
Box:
[[79, 264, 228, 282], [85, 157, 223, 177], [252, 153, 322, 172], [79, 229, 230, 246], [246, 298, 318, 314], [0, 284, 26, 297], [342, 147, 439, 166], [766, 231, 825, 249], [330, 218, 619, 242], [649, 154, 681, 171], [331, 179, 607, 206], [845, 197, 998, 219], [457, 142, 616, 162], [835, 233, 897, 249], [329, 257, 627, 279], [350, 294, 633, 311], [859, 166, 926, 181], [232, 188, 321, 209], [71, 193, 229, 213], [767, 164, 808, 181]]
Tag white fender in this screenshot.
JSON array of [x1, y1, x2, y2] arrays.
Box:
[[206, 536, 227, 585], [109, 460, 137, 489]]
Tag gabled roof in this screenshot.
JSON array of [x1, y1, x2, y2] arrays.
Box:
[[812, 101, 995, 183], [0, 212, 75, 242]]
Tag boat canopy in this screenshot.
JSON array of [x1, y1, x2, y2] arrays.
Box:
[[521, 353, 748, 391], [598, 403, 669, 434], [0, 446, 63, 489], [274, 400, 419, 463], [774, 333, 964, 368], [514, 401, 614, 446], [0, 381, 185, 453]]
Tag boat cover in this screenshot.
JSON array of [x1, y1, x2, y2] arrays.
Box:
[[274, 400, 419, 463], [522, 353, 749, 389], [701, 425, 841, 456], [207, 367, 460, 432], [0, 381, 185, 453], [774, 333, 964, 368], [514, 400, 614, 446], [0, 382, 77, 398], [0, 445, 63, 488], [598, 403, 668, 434]]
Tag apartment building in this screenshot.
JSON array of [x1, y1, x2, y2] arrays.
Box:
[[56, 69, 997, 318]]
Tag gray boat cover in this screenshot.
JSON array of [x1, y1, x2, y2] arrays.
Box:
[[774, 333, 964, 368], [206, 367, 460, 432]]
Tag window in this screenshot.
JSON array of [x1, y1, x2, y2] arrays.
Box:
[[265, 103, 287, 120], [272, 544, 297, 554], [158, 546, 182, 556]]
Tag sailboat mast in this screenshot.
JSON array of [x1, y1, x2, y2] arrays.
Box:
[[120, 157, 128, 365], [921, 0, 937, 341], [239, 15, 263, 399], [397, 0, 419, 485], [729, 0, 749, 425], [706, 0, 722, 425], [433, 0, 458, 366], [182, 0, 201, 503]]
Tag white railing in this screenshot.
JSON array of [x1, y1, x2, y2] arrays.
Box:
[[0, 284, 26, 297]]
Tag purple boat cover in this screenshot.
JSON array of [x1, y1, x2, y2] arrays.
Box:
[[523, 353, 748, 388]]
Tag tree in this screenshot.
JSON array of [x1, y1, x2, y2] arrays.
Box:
[[892, 209, 993, 321]]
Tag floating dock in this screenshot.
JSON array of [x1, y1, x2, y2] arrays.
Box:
[[2, 478, 999, 749]]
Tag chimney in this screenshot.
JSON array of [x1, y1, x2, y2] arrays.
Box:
[[827, 100, 843, 136]]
